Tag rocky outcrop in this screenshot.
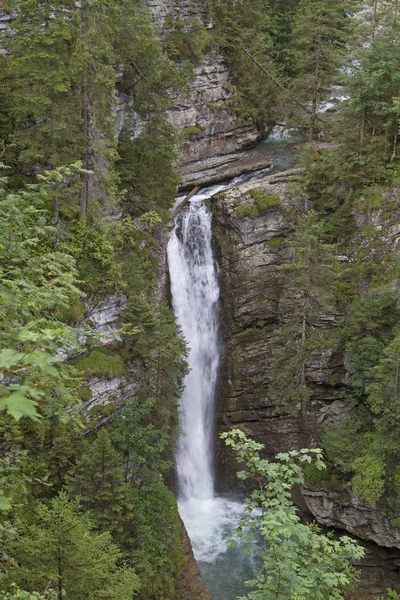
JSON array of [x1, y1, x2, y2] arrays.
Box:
[[301, 485, 400, 550], [212, 170, 343, 487], [166, 51, 261, 188], [0, 11, 12, 52], [145, 0, 261, 187]]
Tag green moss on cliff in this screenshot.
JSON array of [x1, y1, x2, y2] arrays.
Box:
[[73, 350, 127, 380], [236, 189, 281, 219]]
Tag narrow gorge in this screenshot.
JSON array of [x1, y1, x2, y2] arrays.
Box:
[[2, 0, 400, 599]]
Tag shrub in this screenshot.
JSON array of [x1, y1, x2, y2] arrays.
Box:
[[236, 204, 259, 219], [236, 190, 281, 220], [249, 188, 282, 213]]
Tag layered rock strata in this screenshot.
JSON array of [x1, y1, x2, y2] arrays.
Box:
[[146, 0, 261, 186], [211, 170, 400, 586]]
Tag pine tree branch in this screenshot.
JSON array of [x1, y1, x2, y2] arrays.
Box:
[[241, 46, 325, 123]]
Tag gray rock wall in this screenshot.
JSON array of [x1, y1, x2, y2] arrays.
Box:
[[145, 0, 260, 186], [211, 171, 400, 562]]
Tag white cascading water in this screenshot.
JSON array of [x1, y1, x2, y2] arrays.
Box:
[[168, 182, 249, 571], [168, 149, 298, 598], [168, 199, 219, 502]]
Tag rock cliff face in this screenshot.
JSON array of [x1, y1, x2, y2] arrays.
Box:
[[212, 170, 344, 476], [177, 517, 212, 600], [145, 0, 261, 187], [211, 169, 400, 594]]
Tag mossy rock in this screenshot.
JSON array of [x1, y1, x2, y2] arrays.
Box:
[[236, 204, 259, 219], [249, 189, 281, 213], [392, 517, 400, 529], [78, 386, 93, 402], [236, 189, 281, 220], [73, 350, 127, 380], [181, 125, 203, 136], [265, 236, 285, 249]]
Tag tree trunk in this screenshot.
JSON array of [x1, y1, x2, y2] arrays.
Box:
[[300, 312, 309, 429], [58, 558, 63, 600], [310, 9, 323, 142], [79, 1, 90, 218]]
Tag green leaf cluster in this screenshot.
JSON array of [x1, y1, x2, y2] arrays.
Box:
[[222, 429, 364, 600]]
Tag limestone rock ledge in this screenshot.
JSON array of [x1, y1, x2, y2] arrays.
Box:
[[146, 0, 261, 187], [301, 486, 400, 550]]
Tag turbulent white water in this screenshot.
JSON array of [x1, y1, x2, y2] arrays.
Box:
[[168, 160, 299, 594]]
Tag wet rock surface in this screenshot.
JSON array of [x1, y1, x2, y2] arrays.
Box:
[[177, 517, 212, 600]]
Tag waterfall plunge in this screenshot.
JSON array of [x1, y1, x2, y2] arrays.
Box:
[[168, 188, 246, 571], [168, 200, 219, 502]]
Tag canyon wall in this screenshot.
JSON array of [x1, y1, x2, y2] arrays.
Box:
[[211, 169, 400, 597]]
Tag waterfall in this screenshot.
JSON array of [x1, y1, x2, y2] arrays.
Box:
[[167, 175, 268, 597], [168, 200, 220, 502]]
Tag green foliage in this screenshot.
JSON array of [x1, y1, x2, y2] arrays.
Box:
[[236, 189, 281, 219], [73, 350, 127, 380], [303, 461, 339, 489], [289, 0, 357, 139], [209, 0, 281, 127], [118, 118, 180, 217], [222, 429, 364, 600], [3, 492, 139, 599], [271, 210, 340, 420], [164, 17, 213, 62], [65, 219, 124, 297], [249, 188, 282, 212], [68, 429, 127, 532], [351, 452, 386, 506], [181, 125, 204, 136], [0, 172, 83, 423], [236, 203, 259, 219], [377, 590, 400, 600], [121, 297, 188, 411], [0, 587, 56, 600], [111, 397, 173, 484]]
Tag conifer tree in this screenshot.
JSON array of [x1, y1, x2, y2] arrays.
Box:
[[67, 429, 126, 532], [5, 492, 139, 600], [290, 0, 356, 140], [10, 0, 83, 219], [271, 211, 339, 424]]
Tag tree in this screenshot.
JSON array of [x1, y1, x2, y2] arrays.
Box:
[[4, 492, 139, 600], [67, 429, 126, 532], [221, 429, 364, 600], [290, 0, 356, 140], [9, 0, 83, 220], [271, 211, 340, 424], [0, 587, 56, 600], [0, 166, 84, 423]]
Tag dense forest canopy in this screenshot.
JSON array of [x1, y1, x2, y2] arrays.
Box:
[[1, 0, 400, 598]]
